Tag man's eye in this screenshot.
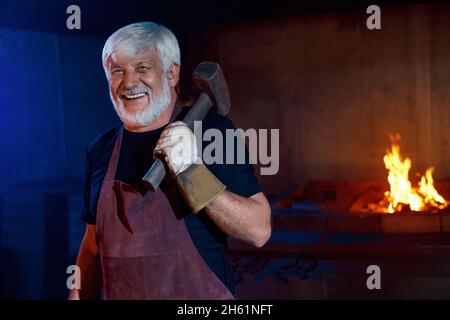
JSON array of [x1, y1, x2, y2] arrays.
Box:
[[136, 66, 149, 72], [112, 69, 123, 75]]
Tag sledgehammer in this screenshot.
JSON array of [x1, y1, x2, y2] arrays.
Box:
[[142, 62, 231, 191]]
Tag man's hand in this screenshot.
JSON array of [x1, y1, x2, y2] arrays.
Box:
[[154, 121, 225, 214], [154, 121, 200, 177], [68, 289, 80, 300]]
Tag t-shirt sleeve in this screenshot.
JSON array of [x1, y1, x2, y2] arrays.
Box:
[[225, 157, 261, 197], [82, 147, 96, 225], [203, 114, 262, 198]]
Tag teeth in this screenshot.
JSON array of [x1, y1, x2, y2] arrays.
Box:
[[124, 92, 146, 99]]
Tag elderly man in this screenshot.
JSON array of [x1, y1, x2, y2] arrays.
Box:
[[69, 22, 271, 300]]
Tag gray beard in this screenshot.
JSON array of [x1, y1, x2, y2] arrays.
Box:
[[111, 77, 171, 128]]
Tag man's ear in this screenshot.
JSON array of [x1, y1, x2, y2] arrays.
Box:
[[167, 64, 180, 88]]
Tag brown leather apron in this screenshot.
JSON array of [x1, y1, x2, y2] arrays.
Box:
[[95, 115, 235, 300]]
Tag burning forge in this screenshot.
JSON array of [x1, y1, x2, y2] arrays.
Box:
[[373, 134, 448, 213]]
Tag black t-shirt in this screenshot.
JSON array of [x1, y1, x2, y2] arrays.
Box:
[[81, 108, 262, 294]]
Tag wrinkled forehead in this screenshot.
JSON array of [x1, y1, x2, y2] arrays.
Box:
[[107, 47, 160, 68]]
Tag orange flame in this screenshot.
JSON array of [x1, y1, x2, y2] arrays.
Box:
[[383, 135, 447, 213]]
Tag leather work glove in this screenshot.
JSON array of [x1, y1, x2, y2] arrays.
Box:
[[154, 121, 226, 213]]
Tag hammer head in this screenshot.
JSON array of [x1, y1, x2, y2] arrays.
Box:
[[192, 62, 231, 116]]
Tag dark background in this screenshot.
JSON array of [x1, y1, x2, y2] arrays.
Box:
[[1, 0, 449, 299]]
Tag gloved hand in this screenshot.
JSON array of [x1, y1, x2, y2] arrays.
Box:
[[153, 121, 200, 177], [154, 121, 226, 213]]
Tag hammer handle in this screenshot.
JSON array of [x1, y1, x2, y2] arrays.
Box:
[[183, 93, 213, 130], [142, 158, 166, 191], [142, 93, 213, 191]]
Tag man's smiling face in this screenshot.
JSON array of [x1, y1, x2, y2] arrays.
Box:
[[106, 48, 171, 129]]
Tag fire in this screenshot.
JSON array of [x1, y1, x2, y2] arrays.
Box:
[[382, 135, 448, 213], [418, 168, 448, 209]]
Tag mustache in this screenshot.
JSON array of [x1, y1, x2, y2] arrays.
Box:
[[121, 86, 151, 96]]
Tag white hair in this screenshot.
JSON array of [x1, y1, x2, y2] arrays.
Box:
[[102, 21, 180, 73]]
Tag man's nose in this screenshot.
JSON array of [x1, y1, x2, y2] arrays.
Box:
[[123, 71, 140, 89]]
